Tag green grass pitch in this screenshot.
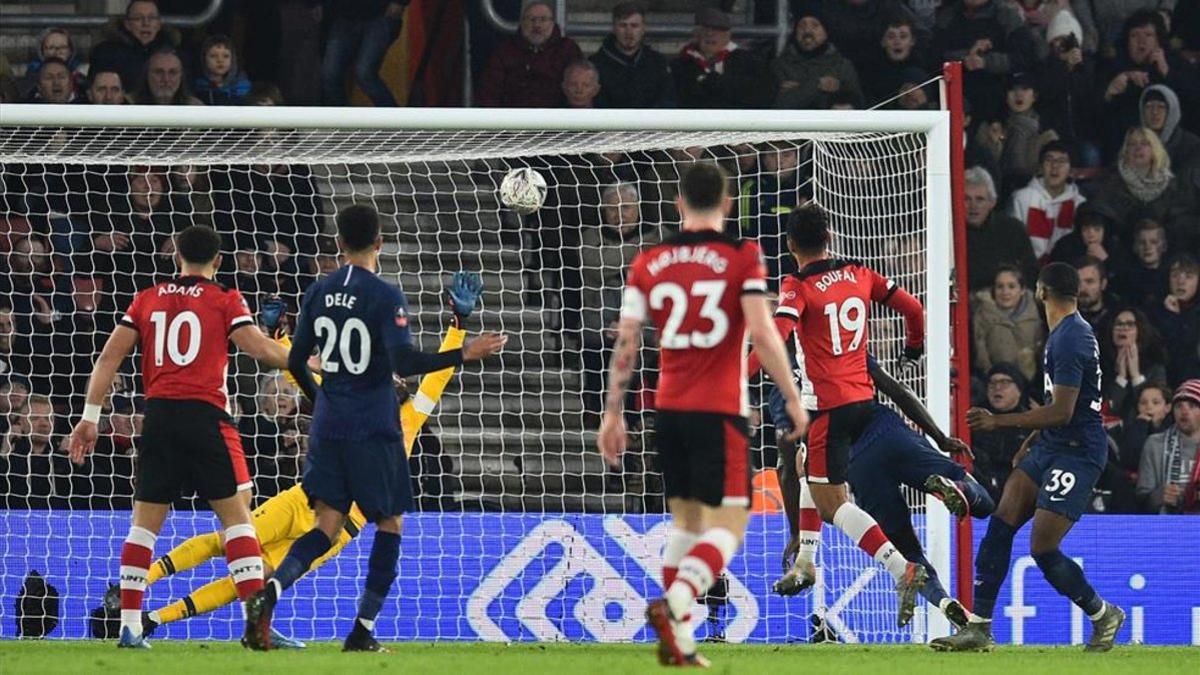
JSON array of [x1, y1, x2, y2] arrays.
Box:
[[0, 641, 1195, 675]]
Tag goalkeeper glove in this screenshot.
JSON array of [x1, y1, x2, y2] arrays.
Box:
[[898, 344, 924, 375], [259, 295, 287, 338], [447, 270, 483, 328]]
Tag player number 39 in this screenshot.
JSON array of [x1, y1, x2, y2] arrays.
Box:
[[1045, 469, 1076, 496]]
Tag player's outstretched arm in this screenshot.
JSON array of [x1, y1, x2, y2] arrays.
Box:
[[869, 359, 972, 458], [598, 316, 642, 467], [68, 325, 140, 464], [400, 271, 482, 451], [875, 278, 926, 365], [967, 384, 1080, 432], [230, 322, 291, 371], [744, 294, 808, 439]]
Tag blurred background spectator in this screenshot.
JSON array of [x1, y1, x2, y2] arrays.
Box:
[[476, 1, 581, 108], [590, 1, 673, 108], [1137, 379, 1200, 513], [321, 0, 409, 106]]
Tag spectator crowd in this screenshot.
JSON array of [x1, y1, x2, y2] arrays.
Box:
[[1, 0, 1198, 514]]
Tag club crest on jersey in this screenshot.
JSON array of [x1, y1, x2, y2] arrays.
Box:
[[395, 306, 408, 328]]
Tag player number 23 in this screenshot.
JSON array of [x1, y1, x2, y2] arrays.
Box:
[[313, 316, 372, 374], [650, 280, 728, 350], [1045, 469, 1076, 496]]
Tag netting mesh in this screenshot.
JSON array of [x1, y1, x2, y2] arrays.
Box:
[[0, 122, 941, 643]]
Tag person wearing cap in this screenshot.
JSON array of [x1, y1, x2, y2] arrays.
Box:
[[1137, 379, 1200, 513], [933, 0, 1039, 121], [476, 1, 583, 108], [1033, 10, 1103, 168], [970, 363, 1032, 502], [1009, 140, 1087, 264], [589, 1, 674, 108], [771, 5, 863, 110], [671, 7, 770, 109], [1140, 84, 1200, 182]]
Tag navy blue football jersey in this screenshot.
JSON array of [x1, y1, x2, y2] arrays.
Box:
[[1040, 312, 1104, 449], [291, 264, 412, 441]]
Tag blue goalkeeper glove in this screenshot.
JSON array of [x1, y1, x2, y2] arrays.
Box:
[[259, 296, 286, 338], [447, 270, 483, 327]]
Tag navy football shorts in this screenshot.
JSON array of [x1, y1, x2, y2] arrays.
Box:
[[302, 436, 413, 523], [1017, 440, 1105, 522]]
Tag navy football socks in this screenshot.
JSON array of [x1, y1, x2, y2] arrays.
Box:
[[1033, 549, 1105, 616], [356, 530, 401, 630], [272, 528, 333, 594], [958, 479, 996, 518], [972, 517, 1017, 620]]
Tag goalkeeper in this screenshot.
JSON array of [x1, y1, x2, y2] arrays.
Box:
[[134, 271, 485, 646]]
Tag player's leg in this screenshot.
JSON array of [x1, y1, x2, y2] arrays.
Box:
[[774, 450, 821, 595], [343, 438, 413, 652], [118, 500, 170, 646], [931, 455, 1040, 651], [147, 577, 239, 629], [200, 417, 267, 605], [806, 404, 927, 626], [1029, 454, 1123, 652], [117, 404, 183, 647], [147, 532, 223, 586], [892, 436, 996, 519]]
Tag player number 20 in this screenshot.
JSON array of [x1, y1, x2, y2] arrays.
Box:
[[650, 280, 728, 350], [1045, 469, 1076, 495], [149, 310, 201, 367], [313, 316, 371, 374], [822, 297, 867, 356]]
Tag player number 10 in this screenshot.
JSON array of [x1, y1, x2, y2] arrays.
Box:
[[822, 297, 866, 356], [149, 310, 201, 367]]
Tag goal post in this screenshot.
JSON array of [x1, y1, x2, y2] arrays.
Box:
[[0, 104, 956, 643]]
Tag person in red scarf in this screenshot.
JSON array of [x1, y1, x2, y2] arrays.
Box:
[[1137, 379, 1200, 513], [671, 7, 771, 109]]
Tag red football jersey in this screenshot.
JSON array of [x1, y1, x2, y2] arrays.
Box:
[[119, 276, 254, 413], [775, 259, 924, 411], [621, 230, 768, 417]]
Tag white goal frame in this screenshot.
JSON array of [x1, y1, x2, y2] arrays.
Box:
[[0, 104, 954, 640]]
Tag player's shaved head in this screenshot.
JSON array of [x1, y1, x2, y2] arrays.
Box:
[[1038, 262, 1080, 301], [175, 225, 222, 265], [337, 204, 382, 253], [786, 202, 830, 255], [679, 162, 728, 211]]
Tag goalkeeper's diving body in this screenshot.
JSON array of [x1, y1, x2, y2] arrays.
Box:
[[136, 270, 486, 647], [242, 205, 506, 652], [770, 356, 996, 629]]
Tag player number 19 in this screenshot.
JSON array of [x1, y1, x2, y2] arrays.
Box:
[[822, 297, 866, 356]]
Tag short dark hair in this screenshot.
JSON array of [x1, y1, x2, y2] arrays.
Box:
[[786, 202, 830, 253], [1073, 255, 1107, 278], [87, 68, 123, 88], [612, 1, 645, 21], [884, 12, 915, 31], [126, 0, 159, 16], [1038, 262, 1079, 299], [1123, 8, 1166, 44], [37, 57, 70, 75], [175, 226, 221, 265], [1133, 218, 1166, 238], [1038, 139, 1074, 164], [1170, 252, 1199, 276], [993, 263, 1025, 287], [337, 204, 381, 252], [679, 162, 728, 211]]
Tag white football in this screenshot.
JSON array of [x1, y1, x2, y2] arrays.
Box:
[[499, 167, 548, 215]]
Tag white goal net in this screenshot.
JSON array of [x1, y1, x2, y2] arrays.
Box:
[[0, 106, 951, 644]]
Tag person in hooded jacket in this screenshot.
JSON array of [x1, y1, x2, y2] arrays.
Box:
[[589, 2, 673, 108], [477, 1, 583, 108], [1140, 84, 1200, 181], [193, 35, 251, 105]]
